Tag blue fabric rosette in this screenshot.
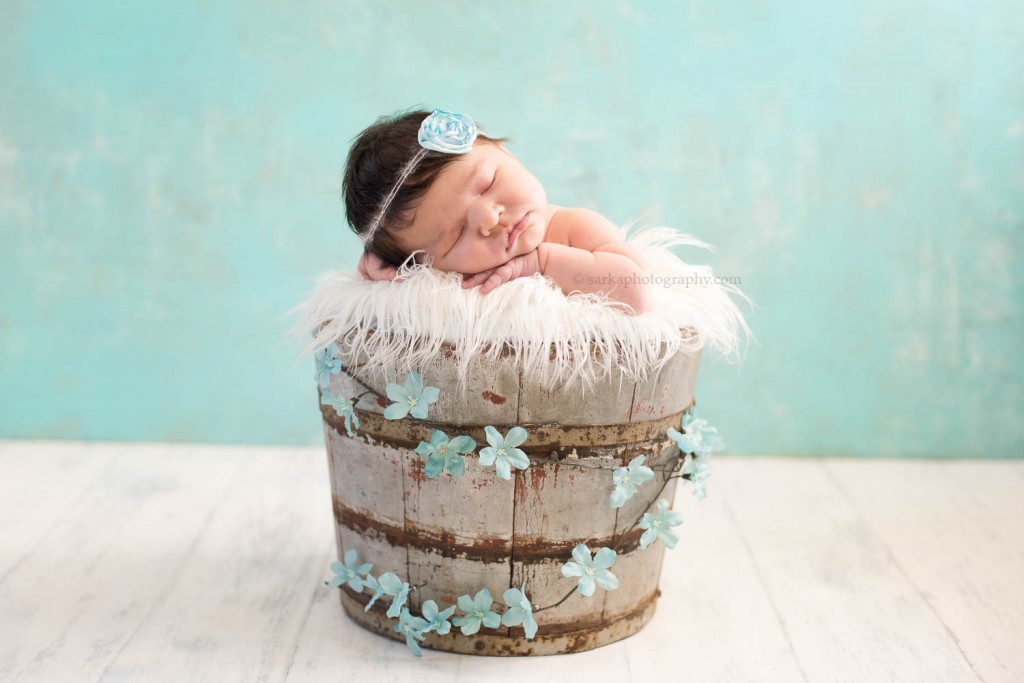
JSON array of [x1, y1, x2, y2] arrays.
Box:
[[418, 109, 478, 154]]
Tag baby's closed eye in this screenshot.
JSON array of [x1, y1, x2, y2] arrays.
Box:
[[478, 172, 496, 194]]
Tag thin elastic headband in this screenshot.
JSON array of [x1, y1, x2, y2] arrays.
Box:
[[360, 109, 479, 247]]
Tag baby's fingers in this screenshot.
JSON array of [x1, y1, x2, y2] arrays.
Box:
[[462, 271, 491, 288], [479, 271, 510, 295]]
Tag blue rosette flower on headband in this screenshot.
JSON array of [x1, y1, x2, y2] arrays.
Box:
[[362, 109, 479, 246], [418, 110, 477, 153]]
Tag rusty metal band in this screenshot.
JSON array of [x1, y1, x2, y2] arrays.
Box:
[[333, 497, 655, 562], [320, 404, 689, 452], [339, 585, 658, 650]]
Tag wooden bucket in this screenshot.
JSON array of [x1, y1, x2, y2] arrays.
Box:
[[320, 335, 701, 656]]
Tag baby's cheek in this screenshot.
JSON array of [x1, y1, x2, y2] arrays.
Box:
[[446, 250, 482, 276]]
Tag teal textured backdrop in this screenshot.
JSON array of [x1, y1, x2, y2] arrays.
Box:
[[1, 1, 1021, 456]]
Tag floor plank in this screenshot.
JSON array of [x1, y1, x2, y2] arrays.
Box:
[[0, 442, 120, 581], [628, 470, 807, 682], [94, 447, 333, 683], [825, 458, 1024, 682], [0, 444, 242, 682], [717, 457, 982, 682], [0, 443, 1021, 682]]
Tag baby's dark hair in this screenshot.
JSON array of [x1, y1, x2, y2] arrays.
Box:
[[342, 108, 507, 267]]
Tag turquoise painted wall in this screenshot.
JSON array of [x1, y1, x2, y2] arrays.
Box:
[[1, 1, 1021, 457]]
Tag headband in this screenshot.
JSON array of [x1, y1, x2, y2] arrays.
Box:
[[360, 109, 479, 247]]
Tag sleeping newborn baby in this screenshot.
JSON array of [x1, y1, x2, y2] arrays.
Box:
[[347, 109, 652, 315]]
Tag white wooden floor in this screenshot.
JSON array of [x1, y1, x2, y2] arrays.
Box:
[[0, 442, 1022, 683]]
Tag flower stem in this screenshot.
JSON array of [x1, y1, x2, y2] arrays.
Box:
[[610, 456, 684, 554], [532, 587, 577, 614], [338, 366, 388, 403]]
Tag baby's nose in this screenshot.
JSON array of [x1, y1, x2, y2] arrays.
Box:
[[478, 208, 505, 235]]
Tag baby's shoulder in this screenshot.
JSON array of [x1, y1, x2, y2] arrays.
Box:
[[544, 205, 625, 251]]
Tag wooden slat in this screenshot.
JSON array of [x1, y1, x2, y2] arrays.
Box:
[[629, 348, 700, 422], [402, 436, 516, 612], [516, 359, 635, 425], [418, 346, 521, 426], [324, 425, 405, 526]]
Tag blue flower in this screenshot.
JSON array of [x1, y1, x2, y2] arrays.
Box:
[[501, 582, 538, 639], [376, 571, 411, 618], [682, 450, 712, 499], [393, 607, 430, 657], [315, 342, 344, 389], [327, 549, 373, 592], [418, 109, 478, 154], [666, 412, 723, 455], [639, 499, 685, 550], [321, 390, 360, 436], [478, 426, 530, 480], [384, 371, 440, 420], [363, 574, 385, 612], [416, 430, 477, 478], [667, 413, 722, 499], [560, 544, 620, 597], [420, 599, 456, 635], [610, 454, 655, 508], [452, 588, 503, 635]]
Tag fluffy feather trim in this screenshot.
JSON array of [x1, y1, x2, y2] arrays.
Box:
[[292, 223, 751, 393]]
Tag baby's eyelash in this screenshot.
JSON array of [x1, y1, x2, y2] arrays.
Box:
[[478, 172, 495, 194]]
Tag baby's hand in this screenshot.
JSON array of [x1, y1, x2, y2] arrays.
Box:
[[461, 249, 541, 295], [357, 251, 405, 283]]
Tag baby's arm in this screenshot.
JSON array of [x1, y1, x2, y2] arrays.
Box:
[[538, 208, 652, 315]]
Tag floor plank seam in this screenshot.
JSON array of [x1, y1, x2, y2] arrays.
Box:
[[0, 452, 119, 589], [721, 493, 812, 683], [280, 539, 335, 683], [92, 457, 248, 683], [819, 462, 988, 683]]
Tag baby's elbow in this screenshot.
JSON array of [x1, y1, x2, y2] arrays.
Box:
[[624, 283, 653, 316], [634, 290, 653, 315]]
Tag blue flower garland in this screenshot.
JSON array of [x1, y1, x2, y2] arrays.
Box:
[[316, 353, 721, 656]]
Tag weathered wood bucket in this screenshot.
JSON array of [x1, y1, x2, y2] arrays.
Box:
[[319, 333, 701, 656]]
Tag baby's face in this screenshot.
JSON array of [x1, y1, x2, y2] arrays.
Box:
[[396, 141, 549, 274]]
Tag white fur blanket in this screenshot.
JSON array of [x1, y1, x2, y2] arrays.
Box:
[[293, 224, 752, 392]]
